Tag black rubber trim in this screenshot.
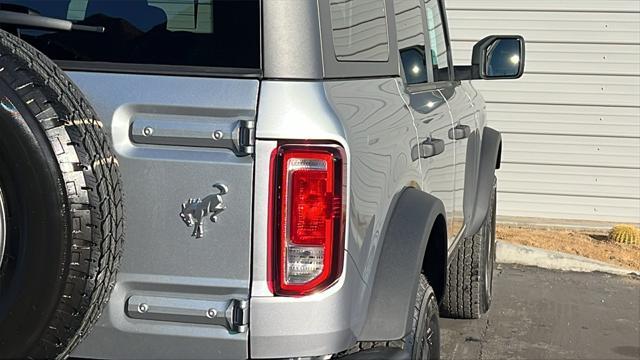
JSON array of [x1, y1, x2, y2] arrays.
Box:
[[56, 60, 263, 79], [359, 188, 445, 341], [340, 347, 409, 360], [464, 126, 501, 238]]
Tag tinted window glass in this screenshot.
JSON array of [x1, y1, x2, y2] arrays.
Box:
[[424, 0, 450, 82], [330, 0, 389, 62], [0, 0, 260, 69], [394, 0, 429, 84]]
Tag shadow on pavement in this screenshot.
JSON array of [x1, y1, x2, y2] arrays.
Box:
[[441, 264, 640, 360]]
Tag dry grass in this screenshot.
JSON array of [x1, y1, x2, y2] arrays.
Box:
[[497, 225, 640, 271]]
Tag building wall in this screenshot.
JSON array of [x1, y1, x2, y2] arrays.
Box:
[[446, 0, 640, 224]]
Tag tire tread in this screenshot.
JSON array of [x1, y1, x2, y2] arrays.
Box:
[[339, 276, 437, 358], [0, 30, 124, 359], [440, 183, 496, 320]]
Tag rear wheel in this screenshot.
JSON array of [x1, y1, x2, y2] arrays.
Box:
[[341, 274, 440, 359], [405, 275, 440, 359], [440, 178, 497, 319], [0, 29, 124, 358]]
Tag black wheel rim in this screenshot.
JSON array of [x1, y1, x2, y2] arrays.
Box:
[[425, 321, 434, 359], [415, 291, 440, 360], [485, 218, 494, 297], [424, 309, 440, 359], [484, 190, 497, 302], [0, 185, 6, 268]]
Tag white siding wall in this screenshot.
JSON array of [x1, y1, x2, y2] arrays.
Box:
[[446, 0, 640, 224]]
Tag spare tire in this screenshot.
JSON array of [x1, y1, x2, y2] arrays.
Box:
[[0, 29, 124, 358]]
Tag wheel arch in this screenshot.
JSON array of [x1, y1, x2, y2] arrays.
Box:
[[464, 126, 502, 238], [421, 214, 447, 303], [358, 187, 446, 341]]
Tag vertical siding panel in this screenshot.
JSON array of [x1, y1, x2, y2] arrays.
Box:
[[446, 0, 640, 224]]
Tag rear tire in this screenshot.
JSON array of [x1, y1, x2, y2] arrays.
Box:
[[405, 275, 440, 359], [440, 178, 497, 319], [341, 275, 440, 359], [0, 29, 124, 358]]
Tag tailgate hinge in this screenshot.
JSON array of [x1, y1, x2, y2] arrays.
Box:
[[233, 119, 255, 156], [126, 295, 249, 333], [227, 298, 249, 333]]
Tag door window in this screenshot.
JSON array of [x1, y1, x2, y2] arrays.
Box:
[[424, 0, 451, 82]]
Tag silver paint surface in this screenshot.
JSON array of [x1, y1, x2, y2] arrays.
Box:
[[251, 79, 422, 357], [52, 2, 493, 355], [67, 72, 258, 359], [262, 0, 400, 80], [404, 84, 456, 241], [250, 79, 486, 357], [442, 84, 477, 241], [262, 0, 323, 79]]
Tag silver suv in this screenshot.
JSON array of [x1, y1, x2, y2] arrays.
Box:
[[0, 0, 524, 359]]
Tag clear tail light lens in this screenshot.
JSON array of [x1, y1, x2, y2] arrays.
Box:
[[269, 144, 345, 296]]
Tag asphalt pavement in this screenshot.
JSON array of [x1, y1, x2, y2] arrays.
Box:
[[441, 263, 640, 360]]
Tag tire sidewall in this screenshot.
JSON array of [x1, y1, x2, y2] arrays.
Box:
[[408, 277, 440, 360], [0, 86, 71, 356], [480, 180, 497, 312]]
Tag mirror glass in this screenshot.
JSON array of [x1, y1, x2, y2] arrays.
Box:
[[400, 47, 429, 85], [485, 38, 521, 78]]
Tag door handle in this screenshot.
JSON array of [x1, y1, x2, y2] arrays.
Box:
[[419, 138, 445, 159], [448, 125, 471, 140]]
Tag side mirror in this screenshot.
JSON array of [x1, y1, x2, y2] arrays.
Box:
[[455, 35, 525, 80]]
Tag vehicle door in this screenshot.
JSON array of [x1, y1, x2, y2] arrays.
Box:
[[393, 0, 456, 243], [425, 0, 478, 240]]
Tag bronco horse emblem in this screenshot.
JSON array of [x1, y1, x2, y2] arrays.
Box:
[[179, 183, 229, 239]]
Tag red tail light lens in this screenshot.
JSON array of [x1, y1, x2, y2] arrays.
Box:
[[269, 144, 345, 296]]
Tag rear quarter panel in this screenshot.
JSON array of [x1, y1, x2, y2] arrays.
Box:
[[250, 78, 421, 358]]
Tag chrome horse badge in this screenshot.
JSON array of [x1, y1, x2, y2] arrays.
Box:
[[180, 183, 228, 239]]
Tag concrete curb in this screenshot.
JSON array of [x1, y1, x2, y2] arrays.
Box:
[[496, 240, 640, 277]]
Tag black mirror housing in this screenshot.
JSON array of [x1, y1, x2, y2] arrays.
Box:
[[455, 35, 525, 81]]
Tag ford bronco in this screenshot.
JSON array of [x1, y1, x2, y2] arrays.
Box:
[[0, 0, 524, 359]]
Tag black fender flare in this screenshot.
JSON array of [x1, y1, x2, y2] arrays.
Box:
[[359, 188, 446, 341], [464, 126, 502, 238]]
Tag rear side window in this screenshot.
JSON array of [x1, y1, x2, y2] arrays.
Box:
[[329, 0, 389, 62], [0, 0, 260, 69]]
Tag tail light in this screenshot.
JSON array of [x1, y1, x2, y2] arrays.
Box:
[[269, 144, 345, 296]]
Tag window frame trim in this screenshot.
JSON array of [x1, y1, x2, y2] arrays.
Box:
[[435, 0, 455, 82], [57, 60, 263, 78], [421, 0, 455, 85]]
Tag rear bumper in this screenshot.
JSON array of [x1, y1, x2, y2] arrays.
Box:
[[249, 254, 368, 358]]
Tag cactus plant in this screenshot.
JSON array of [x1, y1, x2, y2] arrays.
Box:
[[608, 224, 640, 245]]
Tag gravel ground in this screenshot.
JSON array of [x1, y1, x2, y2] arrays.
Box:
[[441, 263, 640, 360], [496, 225, 640, 271]]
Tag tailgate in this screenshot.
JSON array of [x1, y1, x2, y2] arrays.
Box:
[[68, 72, 257, 359]]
